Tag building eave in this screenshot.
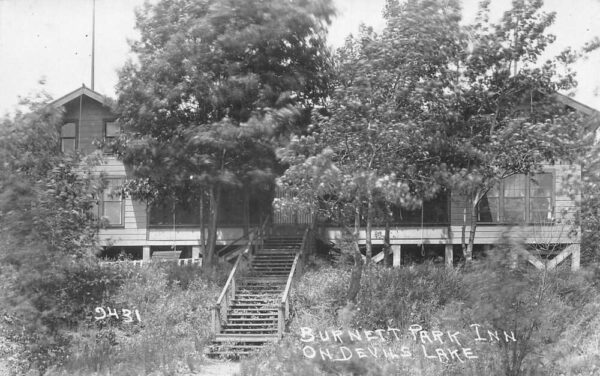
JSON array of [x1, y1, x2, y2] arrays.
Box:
[[553, 93, 600, 118], [50, 85, 111, 108]]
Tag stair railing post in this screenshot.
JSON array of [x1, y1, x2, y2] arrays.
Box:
[[278, 304, 285, 338], [285, 298, 290, 321], [212, 304, 221, 334], [230, 277, 236, 302]]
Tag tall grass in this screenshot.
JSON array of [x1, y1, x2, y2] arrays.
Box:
[[241, 251, 600, 376]]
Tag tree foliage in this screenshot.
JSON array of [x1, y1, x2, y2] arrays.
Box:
[[115, 0, 335, 266], [0, 98, 101, 255], [278, 0, 597, 270], [0, 94, 105, 373]]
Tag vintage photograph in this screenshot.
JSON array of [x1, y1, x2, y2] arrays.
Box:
[[1, 0, 599, 375]]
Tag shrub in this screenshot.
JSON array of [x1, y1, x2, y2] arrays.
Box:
[[53, 263, 221, 375], [354, 262, 466, 330], [289, 265, 350, 333], [434, 248, 600, 376]]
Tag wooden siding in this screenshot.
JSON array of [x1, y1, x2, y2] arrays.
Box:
[[96, 157, 146, 246], [97, 156, 579, 247], [63, 96, 113, 154], [96, 157, 248, 246], [323, 224, 577, 245], [448, 164, 580, 244]]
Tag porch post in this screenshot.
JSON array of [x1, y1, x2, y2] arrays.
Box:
[[571, 244, 580, 271], [391, 245, 401, 267], [445, 244, 453, 268], [143, 246, 151, 261]]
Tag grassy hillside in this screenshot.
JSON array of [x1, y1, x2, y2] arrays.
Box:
[[1, 245, 598, 376], [240, 251, 600, 376]]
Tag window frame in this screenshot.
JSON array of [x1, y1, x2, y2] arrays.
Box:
[[100, 177, 125, 228], [477, 172, 555, 224], [103, 119, 120, 155], [60, 120, 79, 153]]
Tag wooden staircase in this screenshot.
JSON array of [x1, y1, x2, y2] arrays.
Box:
[[208, 234, 306, 358]]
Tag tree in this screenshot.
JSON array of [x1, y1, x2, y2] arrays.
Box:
[[378, 0, 594, 261], [115, 0, 335, 267], [277, 29, 435, 301], [278, 0, 596, 293], [0, 93, 105, 373], [0, 95, 101, 256]]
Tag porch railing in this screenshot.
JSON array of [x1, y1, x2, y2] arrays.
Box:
[[211, 215, 270, 334], [99, 258, 202, 268], [278, 226, 310, 337]]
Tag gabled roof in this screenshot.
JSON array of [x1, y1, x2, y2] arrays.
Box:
[[50, 85, 111, 108], [553, 93, 600, 118]]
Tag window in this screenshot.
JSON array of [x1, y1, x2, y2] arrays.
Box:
[[478, 173, 553, 223], [530, 173, 553, 222], [388, 191, 449, 225], [104, 120, 120, 141], [101, 178, 124, 226], [149, 197, 202, 226], [61, 122, 77, 152]]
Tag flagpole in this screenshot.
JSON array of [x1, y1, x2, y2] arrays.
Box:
[[91, 0, 96, 90]]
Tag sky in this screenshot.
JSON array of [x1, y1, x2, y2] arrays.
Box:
[[0, 0, 599, 115]]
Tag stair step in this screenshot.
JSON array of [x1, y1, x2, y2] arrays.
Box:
[[231, 302, 278, 306], [225, 322, 278, 326], [223, 329, 277, 333], [257, 250, 298, 253], [222, 328, 278, 333], [215, 334, 278, 342], [251, 268, 292, 272], [211, 345, 265, 350], [228, 312, 278, 317], [253, 253, 297, 256], [234, 297, 280, 301], [227, 318, 278, 322]]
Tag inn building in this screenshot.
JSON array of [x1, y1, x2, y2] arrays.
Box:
[[50, 85, 599, 270]]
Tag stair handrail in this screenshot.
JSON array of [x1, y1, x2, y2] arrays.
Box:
[[278, 226, 310, 337], [216, 232, 251, 261], [212, 238, 251, 334], [211, 215, 271, 335]]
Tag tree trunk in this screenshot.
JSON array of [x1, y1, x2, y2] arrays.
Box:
[[243, 190, 249, 236], [466, 201, 478, 261], [204, 184, 221, 268], [384, 218, 391, 267], [347, 239, 363, 303], [199, 188, 206, 263], [462, 191, 483, 262], [347, 206, 363, 303], [461, 207, 468, 260], [365, 196, 373, 265]]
